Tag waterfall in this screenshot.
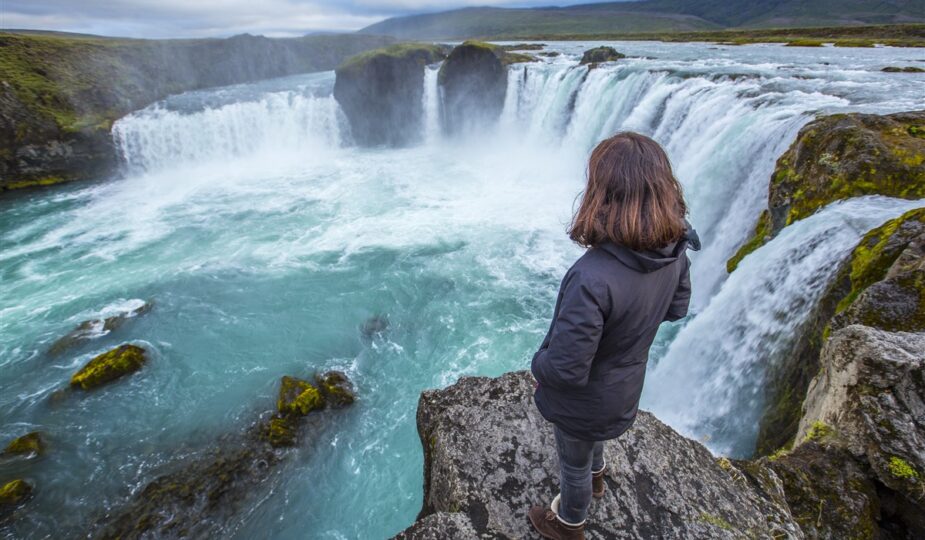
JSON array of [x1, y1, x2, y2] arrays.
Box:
[[113, 91, 348, 173], [422, 65, 442, 144], [640, 196, 925, 457]]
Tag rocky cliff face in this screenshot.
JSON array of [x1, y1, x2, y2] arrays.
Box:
[[727, 110, 925, 273], [333, 44, 448, 146], [397, 367, 924, 539], [0, 32, 395, 191], [437, 41, 533, 136], [396, 371, 804, 539], [755, 208, 925, 455]]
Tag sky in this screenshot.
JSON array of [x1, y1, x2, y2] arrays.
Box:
[[0, 0, 622, 38]]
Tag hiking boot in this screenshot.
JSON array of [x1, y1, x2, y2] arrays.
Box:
[[592, 467, 607, 498], [528, 495, 585, 540]]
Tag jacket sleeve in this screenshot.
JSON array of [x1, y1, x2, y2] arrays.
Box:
[[663, 255, 692, 322], [531, 270, 606, 390]]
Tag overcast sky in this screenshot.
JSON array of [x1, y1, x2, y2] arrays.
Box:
[[0, 0, 620, 38]]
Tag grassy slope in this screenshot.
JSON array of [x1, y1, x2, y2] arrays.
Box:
[[360, 0, 925, 40]]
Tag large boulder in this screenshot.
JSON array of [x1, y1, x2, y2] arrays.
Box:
[[754, 208, 925, 455], [438, 41, 530, 136], [579, 46, 626, 66], [69, 344, 147, 390], [333, 43, 447, 146], [797, 325, 924, 529], [402, 371, 803, 539], [727, 110, 925, 272]]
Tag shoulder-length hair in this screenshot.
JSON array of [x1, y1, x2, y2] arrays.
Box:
[[569, 132, 687, 251]]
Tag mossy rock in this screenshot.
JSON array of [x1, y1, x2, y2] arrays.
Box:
[[2, 431, 45, 458], [830, 207, 925, 332], [276, 376, 324, 417], [765, 443, 881, 539], [579, 46, 626, 65], [0, 479, 32, 506], [70, 344, 146, 390], [785, 39, 825, 47], [882, 66, 925, 73], [438, 41, 511, 135], [729, 110, 925, 268], [315, 371, 356, 408], [334, 42, 448, 146], [262, 417, 298, 448]]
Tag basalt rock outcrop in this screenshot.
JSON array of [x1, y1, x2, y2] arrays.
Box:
[[797, 326, 924, 528], [754, 208, 925, 455], [438, 41, 534, 136], [727, 110, 925, 273], [94, 371, 355, 539], [396, 371, 804, 539], [69, 344, 147, 391], [334, 43, 448, 146], [0, 32, 395, 190], [579, 46, 626, 66], [49, 300, 153, 356]]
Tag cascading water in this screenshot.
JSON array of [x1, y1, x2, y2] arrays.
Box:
[[2, 41, 924, 539]]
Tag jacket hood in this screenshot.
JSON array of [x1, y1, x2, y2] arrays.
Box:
[[598, 221, 701, 273]]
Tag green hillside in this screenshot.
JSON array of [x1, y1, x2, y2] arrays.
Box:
[[360, 0, 925, 39]]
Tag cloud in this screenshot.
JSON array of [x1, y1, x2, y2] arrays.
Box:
[[0, 0, 606, 38]]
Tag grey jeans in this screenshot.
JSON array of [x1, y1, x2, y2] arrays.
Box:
[[554, 425, 605, 525]]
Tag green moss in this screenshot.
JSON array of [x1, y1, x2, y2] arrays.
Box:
[[802, 421, 833, 444], [837, 208, 925, 313], [2, 432, 44, 457], [337, 42, 447, 74], [263, 417, 297, 448], [276, 376, 324, 416], [888, 456, 919, 480], [0, 479, 32, 506], [727, 210, 772, 273], [698, 512, 733, 530], [315, 371, 355, 408], [768, 446, 791, 462], [2, 176, 69, 191], [70, 344, 146, 390], [459, 40, 537, 66], [832, 39, 875, 47]]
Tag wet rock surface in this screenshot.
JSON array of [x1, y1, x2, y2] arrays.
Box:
[[93, 371, 356, 539], [402, 371, 803, 539], [70, 344, 147, 391], [1, 432, 45, 460], [49, 300, 153, 356], [334, 43, 448, 146], [727, 110, 925, 272], [438, 41, 509, 136], [755, 208, 925, 455], [579, 46, 626, 66]]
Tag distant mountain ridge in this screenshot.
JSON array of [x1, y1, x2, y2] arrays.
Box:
[[360, 0, 925, 39]]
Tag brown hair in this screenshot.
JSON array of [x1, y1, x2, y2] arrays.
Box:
[[569, 132, 687, 251]]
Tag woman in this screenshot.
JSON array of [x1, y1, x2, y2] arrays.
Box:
[[529, 132, 699, 540]]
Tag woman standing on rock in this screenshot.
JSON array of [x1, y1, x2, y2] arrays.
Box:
[[529, 132, 699, 540]]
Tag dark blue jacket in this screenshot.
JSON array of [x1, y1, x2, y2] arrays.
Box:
[[532, 228, 700, 441]]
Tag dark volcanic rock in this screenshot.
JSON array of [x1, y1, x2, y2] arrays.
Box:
[[70, 344, 147, 391], [754, 208, 925, 455], [393, 512, 479, 539], [49, 300, 153, 356], [764, 443, 880, 539], [334, 43, 447, 146], [579, 46, 626, 66], [405, 370, 802, 539], [727, 110, 925, 271], [438, 41, 508, 136], [95, 371, 356, 539], [798, 325, 925, 529]]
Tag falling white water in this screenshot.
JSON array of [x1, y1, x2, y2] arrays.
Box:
[[422, 65, 442, 144], [641, 196, 925, 457], [113, 91, 348, 172]]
